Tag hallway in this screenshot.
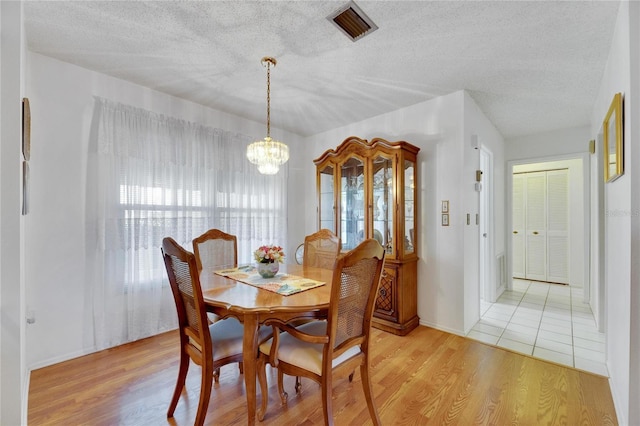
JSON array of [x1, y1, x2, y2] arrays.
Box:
[[467, 279, 607, 376]]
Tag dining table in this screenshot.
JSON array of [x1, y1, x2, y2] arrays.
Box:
[[199, 263, 334, 425]]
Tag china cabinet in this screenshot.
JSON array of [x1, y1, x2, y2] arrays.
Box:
[[314, 136, 420, 335]]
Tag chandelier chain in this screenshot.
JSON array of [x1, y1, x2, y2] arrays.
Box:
[[266, 60, 271, 137], [246, 56, 288, 175]]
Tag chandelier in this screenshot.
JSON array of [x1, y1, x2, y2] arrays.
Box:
[[246, 57, 289, 175]]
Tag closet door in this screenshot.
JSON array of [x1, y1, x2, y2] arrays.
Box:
[[524, 172, 547, 281], [546, 169, 569, 284], [512, 175, 525, 278]]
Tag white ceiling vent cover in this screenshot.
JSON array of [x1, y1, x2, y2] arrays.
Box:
[[327, 1, 378, 42]]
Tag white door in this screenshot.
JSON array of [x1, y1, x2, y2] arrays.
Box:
[[479, 147, 495, 302], [513, 169, 570, 284], [512, 174, 525, 278], [525, 172, 547, 281], [546, 169, 569, 284]]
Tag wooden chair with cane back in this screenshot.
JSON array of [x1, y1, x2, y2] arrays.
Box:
[[303, 228, 341, 270], [192, 228, 238, 272], [256, 238, 385, 426], [162, 237, 269, 426]]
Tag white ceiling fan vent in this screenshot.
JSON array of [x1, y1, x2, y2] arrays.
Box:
[[327, 1, 378, 42]]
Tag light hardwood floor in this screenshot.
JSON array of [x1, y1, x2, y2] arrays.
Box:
[[28, 326, 618, 425]]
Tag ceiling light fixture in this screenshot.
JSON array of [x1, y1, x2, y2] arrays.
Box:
[[246, 56, 289, 175]]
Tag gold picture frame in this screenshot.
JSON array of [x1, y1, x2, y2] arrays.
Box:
[[603, 92, 623, 182], [22, 97, 31, 161]]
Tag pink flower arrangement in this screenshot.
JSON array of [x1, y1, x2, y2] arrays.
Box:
[[254, 245, 285, 264]]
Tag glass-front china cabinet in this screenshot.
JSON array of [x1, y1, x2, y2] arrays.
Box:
[[314, 136, 419, 335]]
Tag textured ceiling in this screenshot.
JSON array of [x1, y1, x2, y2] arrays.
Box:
[[23, 1, 621, 139]]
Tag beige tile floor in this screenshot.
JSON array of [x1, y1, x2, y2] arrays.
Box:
[[466, 279, 608, 376]]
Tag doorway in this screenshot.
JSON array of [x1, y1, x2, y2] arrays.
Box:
[[466, 154, 606, 375], [510, 157, 588, 293]]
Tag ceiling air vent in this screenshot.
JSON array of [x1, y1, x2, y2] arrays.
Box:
[[327, 1, 378, 42]]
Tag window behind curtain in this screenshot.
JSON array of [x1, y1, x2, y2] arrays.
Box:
[[86, 97, 288, 350]]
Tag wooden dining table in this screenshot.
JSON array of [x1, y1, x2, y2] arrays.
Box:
[[199, 263, 333, 425]]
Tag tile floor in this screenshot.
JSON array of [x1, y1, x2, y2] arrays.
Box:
[[466, 279, 608, 376]]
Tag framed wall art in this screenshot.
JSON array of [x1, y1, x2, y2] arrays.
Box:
[[603, 92, 623, 182], [22, 97, 31, 161]]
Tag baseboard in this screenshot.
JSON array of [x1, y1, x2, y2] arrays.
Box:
[[28, 346, 96, 371], [22, 369, 31, 425], [418, 319, 465, 337], [496, 283, 506, 299], [608, 374, 626, 426]]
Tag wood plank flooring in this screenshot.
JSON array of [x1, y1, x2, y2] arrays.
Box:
[[28, 326, 618, 425]]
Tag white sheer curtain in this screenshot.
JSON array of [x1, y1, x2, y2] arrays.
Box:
[[85, 97, 288, 350]]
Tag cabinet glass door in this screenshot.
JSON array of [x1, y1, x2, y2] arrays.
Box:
[[403, 159, 416, 255], [372, 154, 394, 255], [340, 157, 365, 251], [318, 165, 334, 231]]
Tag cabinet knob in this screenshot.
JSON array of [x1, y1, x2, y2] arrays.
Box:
[[533, 231, 539, 235], [513, 231, 518, 234]]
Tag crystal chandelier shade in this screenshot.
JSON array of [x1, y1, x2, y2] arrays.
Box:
[[246, 57, 289, 175]]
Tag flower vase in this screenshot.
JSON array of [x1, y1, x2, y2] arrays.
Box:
[[257, 261, 279, 278]]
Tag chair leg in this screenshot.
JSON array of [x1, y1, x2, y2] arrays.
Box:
[[238, 361, 244, 375], [295, 376, 302, 393], [213, 367, 221, 383], [167, 347, 190, 418], [277, 368, 288, 404], [348, 371, 355, 382], [257, 356, 269, 421], [321, 375, 333, 426], [360, 362, 381, 426], [194, 363, 214, 426]]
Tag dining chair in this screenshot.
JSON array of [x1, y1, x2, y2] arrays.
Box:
[[289, 229, 342, 388], [193, 229, 238, 324], [256, 238, 385, 426], [162, 237, 269, 426], [303, 228, 341, 270], [192, 228, 238, 272]]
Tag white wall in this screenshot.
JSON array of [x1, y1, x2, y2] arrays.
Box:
[[25, 52, 302, 369], [463, 92, 506, 332], [1, 2, 27, 423], [506, 126, 591, 160], [303, 91, 505, 335], [627, 4, 640, 424], [590, 2, 636, 424]]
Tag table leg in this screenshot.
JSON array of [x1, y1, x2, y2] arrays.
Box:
[[243, 314, 259, 426]]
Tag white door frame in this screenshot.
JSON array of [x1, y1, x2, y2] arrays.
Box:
[[506, 153, 590, 298]]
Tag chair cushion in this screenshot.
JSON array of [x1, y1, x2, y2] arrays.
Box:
[[259, 321, 362, 375], [210, 317, 271, 362]]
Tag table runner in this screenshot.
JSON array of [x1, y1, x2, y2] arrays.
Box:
[[214, 265, 325, 296]]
